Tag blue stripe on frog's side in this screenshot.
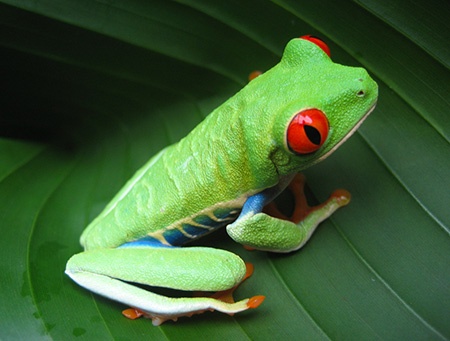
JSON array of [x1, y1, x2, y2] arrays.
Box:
[[119, 206, 241, 248], [119, 236, 173, 248], [163, 208, 241, 245]]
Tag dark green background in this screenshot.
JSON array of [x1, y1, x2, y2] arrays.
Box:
[[1, 1, 449, 340]]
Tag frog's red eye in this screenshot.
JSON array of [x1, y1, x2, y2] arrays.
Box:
[[300, 35, 331, 57], [287, 109, 329, 154]]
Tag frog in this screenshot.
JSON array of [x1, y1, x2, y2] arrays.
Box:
[[66, 36, 378, 326]]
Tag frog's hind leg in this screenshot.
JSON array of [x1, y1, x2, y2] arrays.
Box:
[[65, 246, 264, 326]]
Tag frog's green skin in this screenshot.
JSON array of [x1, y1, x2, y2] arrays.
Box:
[[66, 38, 378, 326]]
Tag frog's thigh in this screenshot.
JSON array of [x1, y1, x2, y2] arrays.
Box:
[[66, 246, 252, 325], [66, 246, 246, 292]]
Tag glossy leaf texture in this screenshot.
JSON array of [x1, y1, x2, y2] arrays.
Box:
[[1, 0, 449, 340]]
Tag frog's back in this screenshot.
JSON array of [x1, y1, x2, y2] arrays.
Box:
[[80, 109, 275, 251]]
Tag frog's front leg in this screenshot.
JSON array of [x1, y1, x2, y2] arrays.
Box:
[[227, 174, 351, 253], [65, 246, 264, 326]]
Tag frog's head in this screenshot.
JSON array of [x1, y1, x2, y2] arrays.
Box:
[[255, 37, 378, 176]]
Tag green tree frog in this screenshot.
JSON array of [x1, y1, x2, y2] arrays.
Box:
[[66, 36, 378, 326]]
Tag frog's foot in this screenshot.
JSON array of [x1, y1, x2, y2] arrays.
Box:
[[264, 173, 351, 224], [248, 70, 263, 81]]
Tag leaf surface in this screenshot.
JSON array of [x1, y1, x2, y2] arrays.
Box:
[[0, 0, 449, 339]]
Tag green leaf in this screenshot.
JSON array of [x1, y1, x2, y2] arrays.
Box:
[[1, 0, 448, 339]]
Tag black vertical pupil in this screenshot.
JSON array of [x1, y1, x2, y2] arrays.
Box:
[[304, 125, 321, 145]]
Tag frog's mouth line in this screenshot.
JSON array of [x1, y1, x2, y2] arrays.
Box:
[[317, 101, 377, 163]]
